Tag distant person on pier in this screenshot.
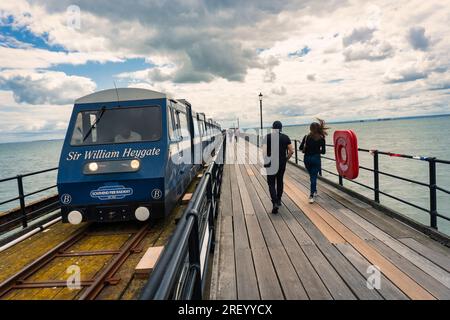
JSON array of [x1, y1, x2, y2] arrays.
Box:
[[234, 128, 240, 143], [299, 119, 328, 204], [263, 121, 294, 214]]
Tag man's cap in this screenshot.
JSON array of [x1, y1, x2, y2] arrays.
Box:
[[272, 120, 282, 130]]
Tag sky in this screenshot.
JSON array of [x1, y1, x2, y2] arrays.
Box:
[[0, 0, 449, 142]]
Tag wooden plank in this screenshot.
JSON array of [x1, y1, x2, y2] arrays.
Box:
[[248, 164, 315, 246], [234, 165, 284, 299], [234, 165, 255, 216], [244, 164, 330, 299], [266, 247, 309, 299], [235, 248, 260, 300], [229, 165, 250, 250], [238, 164, 308, 299], [288, 174, 376, 241], [248, 142, 382, 299], [134, 246, 164, 276], [369, 239, 450, 299], [331, 204, 450, 289], [335, 243, 409, 300], [399, 238, 450, 273], [285, 164, 420, 239], [181, 193, 192, 204], [284, 182, 346, 244], [241, 161, 356, 299], [219, 165, 233, 217], [284, 177, 435, 300], [301, 244, 356, 300], [228, 164, 260, 299], [215, 215, 237, 299]]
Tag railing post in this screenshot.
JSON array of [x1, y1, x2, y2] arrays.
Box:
[[428, 158, 438, 229], [17, 175, 27, 228], [373, 150, 380, 203], [338, 175, 343, 186], [187, 211, 202, 299], [294, 140, 298, 165]]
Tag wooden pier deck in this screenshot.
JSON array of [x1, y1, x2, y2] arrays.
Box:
[[209, 140, 450, 300]]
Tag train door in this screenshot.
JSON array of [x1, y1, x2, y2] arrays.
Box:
[[175, 109, 192, 189], [168, 105, 184, 198], [185, 106, 195, 167], [192, 114, 202, 167]]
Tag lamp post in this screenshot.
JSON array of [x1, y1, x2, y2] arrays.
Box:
[[259, 92, 263, 146]]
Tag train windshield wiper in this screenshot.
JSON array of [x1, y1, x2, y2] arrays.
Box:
[[82, 106, 106, 142]]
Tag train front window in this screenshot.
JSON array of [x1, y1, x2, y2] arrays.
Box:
[[70, 106, 162, 146]]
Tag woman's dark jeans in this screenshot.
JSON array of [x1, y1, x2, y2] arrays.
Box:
[[304, 154, 321, 196]]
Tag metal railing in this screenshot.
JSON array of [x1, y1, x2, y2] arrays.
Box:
[[292, 139, 450, 231], [0, 167, 59, 233], [140, 138, 225, 300]]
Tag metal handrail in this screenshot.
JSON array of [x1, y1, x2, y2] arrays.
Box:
[[292, 140, 450, 229], [140, 136, 225, 300], [0, 167, 59, 230]]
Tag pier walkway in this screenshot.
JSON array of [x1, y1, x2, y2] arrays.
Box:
[[209, 139, 450, 300]]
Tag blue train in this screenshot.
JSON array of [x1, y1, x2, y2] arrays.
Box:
[[57, 88, 222, 224]]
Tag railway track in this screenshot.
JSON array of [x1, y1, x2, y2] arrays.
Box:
[[0, 222, 151, 300]]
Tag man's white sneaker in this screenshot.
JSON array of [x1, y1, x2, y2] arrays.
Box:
[[308, 196, 314, 204]]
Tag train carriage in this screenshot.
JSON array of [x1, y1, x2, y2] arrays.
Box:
[[57, 88, 221, 224]]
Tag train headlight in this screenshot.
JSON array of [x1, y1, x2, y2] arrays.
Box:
[[88, 162, 98, 172], [68, 210, 83, 225], [135, 206, 150, 221], [130, 159, 140, 170]]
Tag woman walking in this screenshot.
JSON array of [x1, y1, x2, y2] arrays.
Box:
[[299, 119, 328, 203]]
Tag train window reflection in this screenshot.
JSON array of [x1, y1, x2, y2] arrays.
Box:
[[70, 106, 161, 146]]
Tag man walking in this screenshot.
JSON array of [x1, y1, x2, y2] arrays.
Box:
[[263, 121, 293, 214]]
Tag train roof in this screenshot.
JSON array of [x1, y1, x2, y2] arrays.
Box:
[[75, 88, 168, 104]]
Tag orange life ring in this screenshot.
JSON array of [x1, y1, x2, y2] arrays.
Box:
[[333, 130, 359, 179]]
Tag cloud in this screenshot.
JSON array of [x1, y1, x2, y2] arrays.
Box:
[[408, 26, 430, 51], [271, 105, 305, 117], [341, 26, 394, 62], [384, 65, 428, 83], [343, 40, 394, 61], [342, 27, 375, 47], [0, 70, 96, 104], [0, 0, 449, 137], [271, 86, 287, 95]]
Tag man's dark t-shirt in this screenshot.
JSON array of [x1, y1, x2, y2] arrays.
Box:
[[264, 132, 292, 167]]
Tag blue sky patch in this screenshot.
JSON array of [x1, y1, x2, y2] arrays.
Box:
[[288, 46, 311, 58], [0, 22, 66, 52]]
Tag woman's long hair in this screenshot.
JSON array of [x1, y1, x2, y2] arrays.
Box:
[[309, 118, 329, 140]]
